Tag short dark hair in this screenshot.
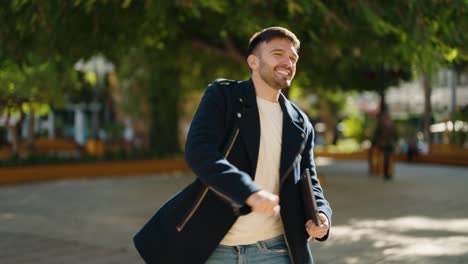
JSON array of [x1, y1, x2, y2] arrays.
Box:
[[247, 27, 300, 55]]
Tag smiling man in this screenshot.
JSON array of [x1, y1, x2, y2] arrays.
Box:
[[248, 31, 298, 93], [134, 27, 332, 264]]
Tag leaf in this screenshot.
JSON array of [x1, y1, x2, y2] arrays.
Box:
[[85, 71, 97, 85], [444, 48, 458, 62], [121, 0, 132, 8]]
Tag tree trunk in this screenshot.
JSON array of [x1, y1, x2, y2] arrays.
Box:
[[5, 107, 19, 156], [372, 81, 388, 148], [378, 89, 386, 116], [421, 71, 432, 144], [318, 99, 336, 146], [27, 107, 36, 153], [450, 68, 457, 144], [9, 126, 19, 156], [377, 68, 388, 117], [9, 107, 26, 157], [148, 64, 181, 156]]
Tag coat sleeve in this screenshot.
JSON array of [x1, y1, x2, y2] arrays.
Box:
[[184, 82, 259, 207], [300, 120, 332, 241]]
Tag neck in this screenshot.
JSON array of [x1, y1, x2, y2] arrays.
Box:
[[251, 73, 281, 103]]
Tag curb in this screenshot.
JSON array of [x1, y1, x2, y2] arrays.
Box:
[[0, 158, 190, 185]]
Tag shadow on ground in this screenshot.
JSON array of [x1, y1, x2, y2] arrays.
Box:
[[0, 160, 467, 263], [312, 160, 468, 264]]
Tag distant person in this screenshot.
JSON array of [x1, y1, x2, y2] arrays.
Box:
[[407, 135, 418, 162], [416, 132, 429, 155], [372, 110, 398, 180], [134, 26, 332, 264]]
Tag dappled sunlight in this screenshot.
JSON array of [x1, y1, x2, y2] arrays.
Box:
[[343, 257, 360, 264], [356, 216, 468, 234], [315, 157, 336, 166], [318, 216, 468, 263], [383, 236, 468, 256]]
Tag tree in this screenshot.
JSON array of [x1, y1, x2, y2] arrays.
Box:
[[356, 1, 468, 143], [1, 0, 466, 156]]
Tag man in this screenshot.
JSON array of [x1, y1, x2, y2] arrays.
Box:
[[372, 108, 398, 180], [134, 27, 332, 264]]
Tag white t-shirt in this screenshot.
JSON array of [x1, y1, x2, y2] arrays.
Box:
[[220, 96, 284, 245]]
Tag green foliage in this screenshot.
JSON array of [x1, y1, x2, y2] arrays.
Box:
[[0, 57, 70, 115], [0, 148, 177, 168], [454, 106, 468, 123], [1, 0, 467, 156], [342, 116, 365, 140], [102, 122, 124, 139], [310, 89, 348, 119], [450, 106, 468, 145], [2, 1, 466, 84], [315, 138, 361, 153]]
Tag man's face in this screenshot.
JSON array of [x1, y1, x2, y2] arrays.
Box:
[[251, 38, 299, 90]]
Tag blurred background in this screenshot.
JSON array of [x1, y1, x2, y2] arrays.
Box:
[[0, 1, 467, 263], [0, 0, 467, 164]]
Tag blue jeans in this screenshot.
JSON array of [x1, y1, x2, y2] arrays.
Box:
[[205, 235, 291, 264]]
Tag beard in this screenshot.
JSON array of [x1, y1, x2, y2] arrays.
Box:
[[258, 63, 293, 90]]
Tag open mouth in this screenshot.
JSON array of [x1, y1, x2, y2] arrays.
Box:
[[275, 68, 291, 79]]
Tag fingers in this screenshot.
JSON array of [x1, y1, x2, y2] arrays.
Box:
[[272, 204, 280, 216], [305, 213, 329, 239], [246, 190, 280, 216], [318, 213, 328, 225]]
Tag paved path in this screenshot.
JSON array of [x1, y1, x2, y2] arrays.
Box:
[[0, 160, 467, 263]]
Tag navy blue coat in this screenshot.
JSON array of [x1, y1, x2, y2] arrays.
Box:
[[133, 79, 332, 264]]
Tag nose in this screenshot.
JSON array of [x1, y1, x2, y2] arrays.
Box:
[[286, 55, 296, 67], [280, 56, 293, 67]]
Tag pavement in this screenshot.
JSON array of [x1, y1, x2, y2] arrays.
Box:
[[0, 159, 467, 264]]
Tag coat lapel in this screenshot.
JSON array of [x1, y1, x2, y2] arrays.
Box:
[[236, 80, 306, 183], [278, 93, 307, 184], [237, 80, 260, 178]]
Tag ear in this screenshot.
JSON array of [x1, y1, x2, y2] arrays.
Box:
[[247, 54, 258, 70]]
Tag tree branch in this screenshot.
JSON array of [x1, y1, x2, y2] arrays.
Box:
[[191, 36, 245, 65]]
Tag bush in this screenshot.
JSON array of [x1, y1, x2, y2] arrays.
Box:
[[0, 149, 181, 168]]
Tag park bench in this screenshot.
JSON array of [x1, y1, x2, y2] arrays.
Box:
[[0, 146, 10, 160], [26, 137, 84, 157], [0, 138, 84, 160], [429, 144, 468, 156], [415, 144, 468, 166]]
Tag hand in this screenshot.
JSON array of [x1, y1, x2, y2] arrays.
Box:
[[305, 213, 329, 239], [245, 190, 280, 216]]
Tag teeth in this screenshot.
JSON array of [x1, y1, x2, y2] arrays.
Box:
[[277, 70, 289, 76]]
